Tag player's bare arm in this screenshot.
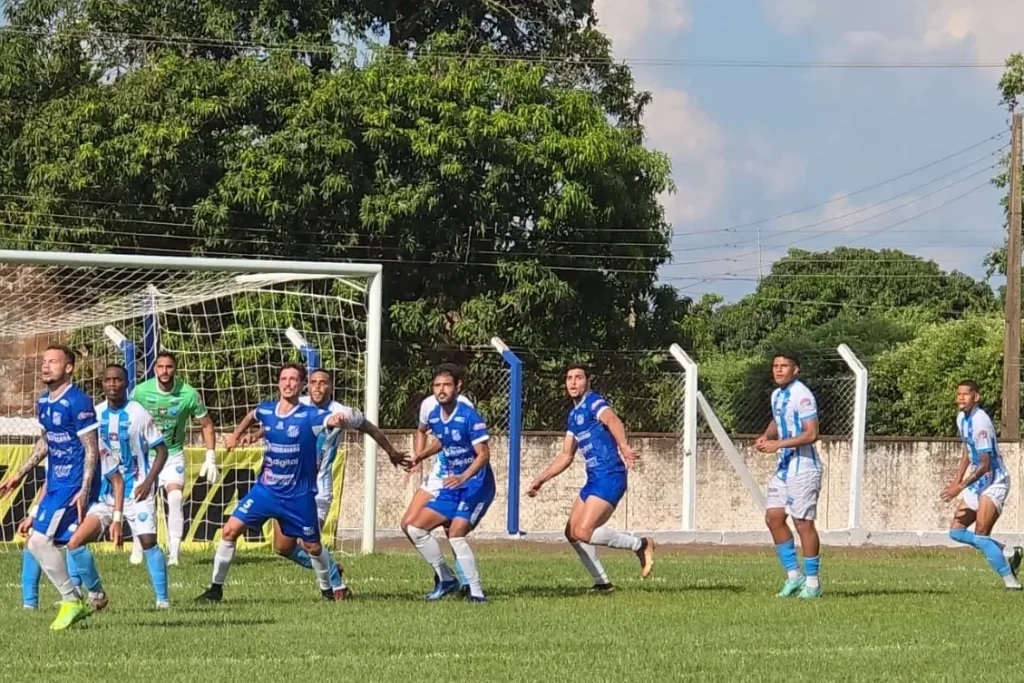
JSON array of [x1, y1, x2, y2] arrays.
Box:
[[199, 413, 216, 450], [17, 480, 46, 536], [527, 434, 578, 497], [77, 429, 101, 520], [413, 424, 430, 462], [411, 436, 442, 467], [755, 420, 779, 448], [108, 469, 126, 549], [225, 409, 258, 451], [597, 408, 638, 467], [0, 434, 48, 495], [445, 441, 490, 489], [135, 442, 169, 501], [759, 418, 818, 453], [943, 451, 991, 502]]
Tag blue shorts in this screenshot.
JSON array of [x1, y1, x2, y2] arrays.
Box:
[[427, 469, 496, 527], [231, 485, 321, 543], [32, 486, 83, 546], [579, 471, 627, 507]]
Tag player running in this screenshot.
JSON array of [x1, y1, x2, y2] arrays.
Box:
[[404, 363, 475, 595], [130, 351, 218, 566], [227, 367, 402, 599], [943, 380, 1023, 589], [0, 346, 112, 630], [403, 365, 495, 603], [66, 364, 172, 609], [197, 363, 408, 603], [527, 364, 654, 592], [755, 352, 823, 599]]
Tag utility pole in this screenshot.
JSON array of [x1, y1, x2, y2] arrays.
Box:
[[1002, 112, 1022, 439]]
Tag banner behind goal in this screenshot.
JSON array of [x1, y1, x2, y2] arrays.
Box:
[[0, 250, 384, 553]]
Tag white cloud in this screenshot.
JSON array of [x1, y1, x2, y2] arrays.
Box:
[[592, 0, 691, 52]]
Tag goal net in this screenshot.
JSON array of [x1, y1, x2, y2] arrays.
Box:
[[0, 251, 383, 554]]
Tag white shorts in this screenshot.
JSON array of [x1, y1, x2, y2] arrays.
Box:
[[766, 469, 822, 521], [961, 479, 1011, 514], [421, 468, 444, 497], [88, 496, 158, 537], [158, 453, 187, 488]]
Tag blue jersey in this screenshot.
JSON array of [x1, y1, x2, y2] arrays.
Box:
[[567, 392, 626, 478], [36, 384, 100, 496], [426, 400, 491, 487], [254, 400, 332, 497], [957, 406, 1008, 492]]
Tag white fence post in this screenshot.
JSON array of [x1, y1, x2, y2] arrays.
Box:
[[669, 344, 698, 531], [837, 343, 869, 534]]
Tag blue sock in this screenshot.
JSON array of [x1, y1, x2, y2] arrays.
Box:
[[21, 550, 41, 608], [287, 547, 314, 569], [774, 539, 800, 576], [68, 547, 103, 592], [67, 551, 82, 588], [454, 558, 468, 587], [950, 527, 976, 546], [143, 546, 169, 603], [974, 535, 1012, 577], [803, 555, 820, 587], [327, 553, 344, 589]]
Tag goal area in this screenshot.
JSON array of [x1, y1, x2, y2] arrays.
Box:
[[0, 250, 384, 554]]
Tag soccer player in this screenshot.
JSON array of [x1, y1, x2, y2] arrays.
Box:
[[227, 367, 402, 599], [403, 364, 495, 602], [197, 363, 408, 602], [67, 364, 173, 608], [942, 380, 1023, 589], [754, 352, 823, 599], [403, 363, 476, 595], [130, 351, 218, 566], [19, 475, 83, 610], [0, 345, 107, 630], [527, 365, 654, 592]]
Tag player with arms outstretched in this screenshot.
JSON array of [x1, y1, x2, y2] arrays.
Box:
[[197, 364, 408, 602], [943, 380, 1023, 589], [527, 365, 654, 591], [404, 365, 494, 602], [755, 352, 823, 599], [227, 367, 403, 599], [403, 363, 475, 595], [130, 351, 218, 565], [67, 364, 172, 608], [0, 346, 110, 630]]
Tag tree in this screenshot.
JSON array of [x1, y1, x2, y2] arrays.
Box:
[[983, 52, 1024, 278]]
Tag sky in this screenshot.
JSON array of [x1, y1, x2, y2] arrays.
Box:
[[592, 0, 1022, 301]]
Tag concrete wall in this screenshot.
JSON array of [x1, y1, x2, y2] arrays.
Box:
[[336, 431, 1024, 541]]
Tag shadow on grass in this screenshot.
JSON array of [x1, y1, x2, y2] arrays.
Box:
[[827, 587, 952, 598], [92, 616, 278, 629], [494, 583, 746, 599]]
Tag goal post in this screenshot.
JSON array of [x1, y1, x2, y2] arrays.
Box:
[[0, 249, 384, 555]]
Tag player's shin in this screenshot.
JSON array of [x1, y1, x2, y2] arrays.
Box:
[[590, 526, 642, 552], [407, 526, 456, 582], [305, 545, 334, 591], [68, 546, 104, 595], [26, 534, 80, 602], [143, 545, 170, 605], [212, 539, 236, 585], [167, 489, 184, 562], [774, 539, 801, 580], [21, 549, 42, 608], [570, 541, 610, 585], [67, 550, 82, 588], [974, 535, 1020, 586], [448, 537, 484, 599]]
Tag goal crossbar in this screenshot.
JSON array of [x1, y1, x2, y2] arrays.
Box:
[[0, 249, 386, 554]]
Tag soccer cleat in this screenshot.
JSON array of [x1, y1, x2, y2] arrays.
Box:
[[87, 591, 109, 612], [590, 583, 615, 594], [155, 601, 171, 609], [777, 576, 806, 597], [333, 586, 352, 601], [1009, 547, 1023, 578], [798, 585, 823, 599], [195, 584, 223, 603], [459, 584, 471, 598], [320, 588, 336, 602], [49, 599, 90, 631], [636, 537, 656, 579], [425, 579, 460, 601], [22, 604, 38, 610]]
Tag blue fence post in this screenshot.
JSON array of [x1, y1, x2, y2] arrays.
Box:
[[142, 287, 159, 379], [286, 326, 320, 371], [104, 325, 138, 394], [490, 337, 523, 537]]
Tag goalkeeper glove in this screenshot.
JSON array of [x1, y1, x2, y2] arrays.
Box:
[[199, 449, 220, 484]]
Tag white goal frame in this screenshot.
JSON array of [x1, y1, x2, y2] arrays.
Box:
[[0, 249, 385, 554]]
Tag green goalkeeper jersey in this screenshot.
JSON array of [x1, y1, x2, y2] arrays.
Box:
[[131, 377, 208, 456]]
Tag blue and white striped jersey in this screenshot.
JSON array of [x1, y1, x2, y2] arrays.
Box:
[[770, 380, 820, 479], [957, 407, 1007, 492], [96, 399, 164, 502]]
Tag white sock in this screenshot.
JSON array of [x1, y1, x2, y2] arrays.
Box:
[[806, 575, 820, 588], [590, 526, 643, 552], [788, 569, 801, 580], [449, 537, 484, 598], [570, 541, 610, 584], [27, 533, 80, 602], [306, 546, 333, 591], [167, 489, 184, 559], [407, 526, 455, 582], [212, 540, 236, 585]]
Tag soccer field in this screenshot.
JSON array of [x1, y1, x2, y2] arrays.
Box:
[[0, 542, 1015, 681]]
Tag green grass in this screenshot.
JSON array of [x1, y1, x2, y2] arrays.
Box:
[[0, 543, 1017, 681]]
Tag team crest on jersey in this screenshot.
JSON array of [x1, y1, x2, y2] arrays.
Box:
[[287, 425, 299, 438], [978, 430, 989, 439], [800, 397, 812, 407], [52, 412, 61, 425], [576, 414, 584, 425], [452, 431, 462, 442]]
